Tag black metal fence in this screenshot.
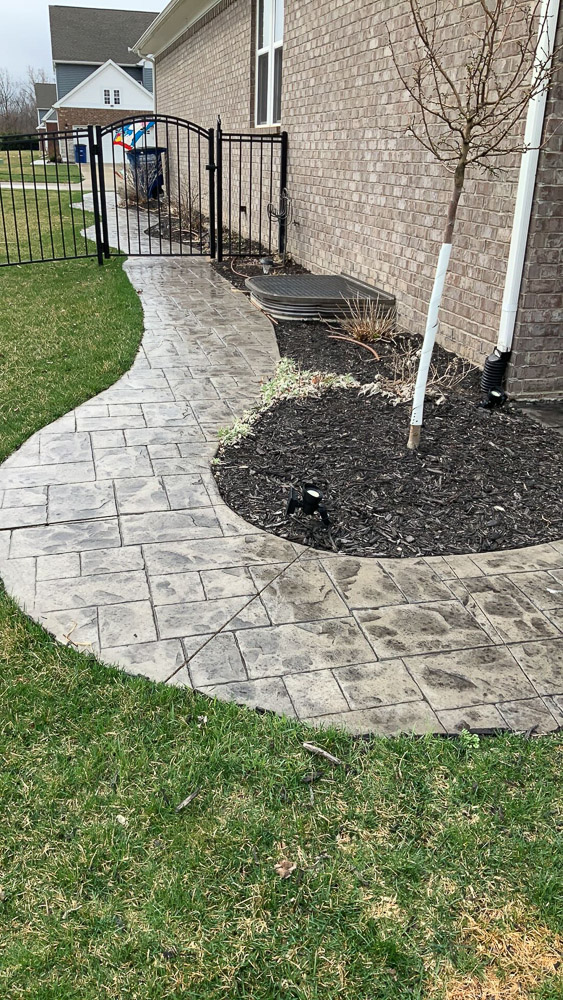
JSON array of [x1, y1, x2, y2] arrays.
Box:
[[216, 119, 288, 261], [0, 116, 288, 269], [0, 127, 98, 267]]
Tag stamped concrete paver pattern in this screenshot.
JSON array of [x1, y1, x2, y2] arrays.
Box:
[[0, 258, 562, 735]]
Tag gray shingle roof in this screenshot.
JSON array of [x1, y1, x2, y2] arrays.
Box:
[[34, 83, 57, 108], [49, 5, 159, 65]]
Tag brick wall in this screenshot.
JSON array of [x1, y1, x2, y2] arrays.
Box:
[[155, 0, 562, 396], [156, 0, 253, 127], [57, 108, 151, 130], [507, 9, 563, 399]]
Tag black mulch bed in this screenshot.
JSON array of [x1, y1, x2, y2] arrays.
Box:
[[274, 319, 482, 393], [147, 222, 271, 257], [212, 257, 562, 558], [213, 255, 309, 292]]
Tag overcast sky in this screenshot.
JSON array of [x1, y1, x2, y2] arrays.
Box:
[[0, 0, 169, 81]]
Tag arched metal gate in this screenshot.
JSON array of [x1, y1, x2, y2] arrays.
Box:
[[0, 114, 288, 268], [94, 115, 216, 261]]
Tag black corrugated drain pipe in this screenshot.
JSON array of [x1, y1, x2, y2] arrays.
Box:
[[481, 347, 511, 395]]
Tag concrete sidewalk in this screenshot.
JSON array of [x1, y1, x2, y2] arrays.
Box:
[[0, 256, 561, 735]]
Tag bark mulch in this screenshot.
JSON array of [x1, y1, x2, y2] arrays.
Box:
[[212, 260, 562, 558], [213, 256, 308, 291]]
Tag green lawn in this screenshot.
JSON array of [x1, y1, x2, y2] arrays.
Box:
[[0, 149, 82, 184], [0, 187, 93, 266], [0, 209, 140, 461], [1, 614, 561, 1000], [0, 234, 561, 998]]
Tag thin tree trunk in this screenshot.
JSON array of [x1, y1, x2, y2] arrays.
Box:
[[406, 154, 467, 451]]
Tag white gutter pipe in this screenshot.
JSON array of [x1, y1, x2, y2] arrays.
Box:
[[496, 0, 560, 353]]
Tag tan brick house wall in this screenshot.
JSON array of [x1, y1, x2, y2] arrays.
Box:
[[154, 0, 562, 397]]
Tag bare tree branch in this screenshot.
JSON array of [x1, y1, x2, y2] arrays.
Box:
[[389, 0, 559, 180], [388, 0, 560, 450], [0, 67, 51, 134]]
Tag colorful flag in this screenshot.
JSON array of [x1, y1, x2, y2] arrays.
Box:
[[113, 121, 156, 151]]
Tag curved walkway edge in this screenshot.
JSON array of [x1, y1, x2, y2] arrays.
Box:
[[1, 257, 562, 735]]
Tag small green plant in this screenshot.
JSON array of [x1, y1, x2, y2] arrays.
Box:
[[217, 411, 257, 447], [458, 729, 481, 752], [217, 357, 359, 447]]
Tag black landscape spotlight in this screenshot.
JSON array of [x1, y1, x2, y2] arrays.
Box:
[[480, 386, 508, 409], [287, 484, 330, 526]]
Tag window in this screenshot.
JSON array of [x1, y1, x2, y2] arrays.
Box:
[[113, 90, 120, 105], [103, 89, 111, 105], [256, 0, 283, 125]]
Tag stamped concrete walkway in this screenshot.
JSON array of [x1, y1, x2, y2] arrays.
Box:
[[1, 256, 562, 735]]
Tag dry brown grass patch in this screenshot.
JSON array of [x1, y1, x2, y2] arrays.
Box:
[[432, 904, 563, 1000]]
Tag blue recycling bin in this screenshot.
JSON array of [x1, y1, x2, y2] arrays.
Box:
[[125, 146, 166, 201], [74, 143, 87, 164]]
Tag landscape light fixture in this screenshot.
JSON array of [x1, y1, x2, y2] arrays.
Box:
[[260, 256, 274, 274], [480, 387, 508, 409], [286, 484, 330, 526]]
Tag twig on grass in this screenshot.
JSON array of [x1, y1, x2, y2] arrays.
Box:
[[302, 742, 343, 766], [175, 788, 201, 812]]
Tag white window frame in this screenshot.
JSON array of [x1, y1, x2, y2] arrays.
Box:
[[113, 89, 121, 105], [255, 0, 283, 127], [103, 89, 111, 105]]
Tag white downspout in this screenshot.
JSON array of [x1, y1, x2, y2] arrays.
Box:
[[496, 0, 560, 353]]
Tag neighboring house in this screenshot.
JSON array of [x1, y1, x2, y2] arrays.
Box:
[[39, 5, 157, 140], [43, 60, 155, 160], [134, 0, 563, 399], [50, 4, 156, 98], [34, 83, 57, 126]]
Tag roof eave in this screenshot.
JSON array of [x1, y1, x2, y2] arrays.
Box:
[[133, 0, 221, 59], [53, 59, 141, 67]]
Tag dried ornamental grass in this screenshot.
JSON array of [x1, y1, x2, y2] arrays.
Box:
[[360, 342, 477, 405], [339, 297, 397, 345]]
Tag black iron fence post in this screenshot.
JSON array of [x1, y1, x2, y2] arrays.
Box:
[[207, 127, 216, 259], [216, 116, 223, 262], [87, 125, 104, 266], [278, 130, 288, 256], [95, 125, 110, 258]]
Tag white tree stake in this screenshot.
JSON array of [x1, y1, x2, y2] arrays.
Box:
[[407, 242, 452, 450]]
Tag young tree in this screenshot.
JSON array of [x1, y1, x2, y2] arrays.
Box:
[[388, 0, 560, 449], [0, 67, 51, 135]]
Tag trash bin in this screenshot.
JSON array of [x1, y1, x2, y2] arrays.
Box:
[[74, 144, 87, 164], [125, 146, 166, 201]]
